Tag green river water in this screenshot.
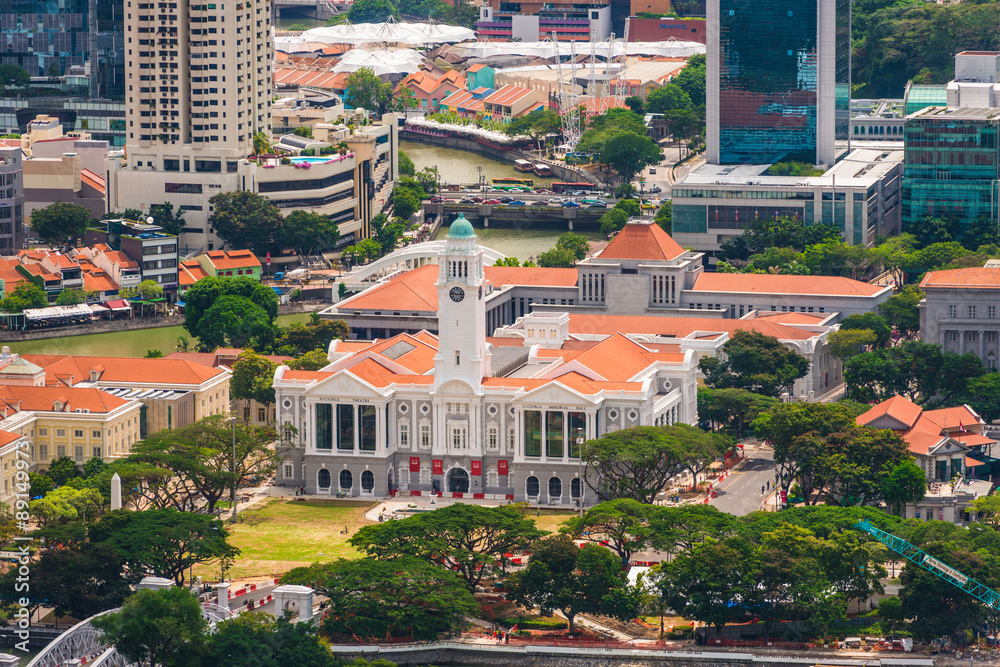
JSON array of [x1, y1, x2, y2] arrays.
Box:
[[4, 313, 312, 358]]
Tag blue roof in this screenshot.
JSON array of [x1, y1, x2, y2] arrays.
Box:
[[272, 287, 283, 296]]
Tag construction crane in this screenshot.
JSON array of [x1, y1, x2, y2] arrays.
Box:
[[611, 17, 631, 110], [855, 520, 1000, 609], [552, 32, 582, 150]]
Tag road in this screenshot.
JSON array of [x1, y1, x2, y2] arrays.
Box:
[[711, 447, 777, 516]]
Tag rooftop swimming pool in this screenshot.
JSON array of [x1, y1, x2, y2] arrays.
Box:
[[290, 156, 336, 164]]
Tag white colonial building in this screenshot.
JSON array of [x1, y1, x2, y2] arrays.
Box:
[[273, 216, 700, 503]]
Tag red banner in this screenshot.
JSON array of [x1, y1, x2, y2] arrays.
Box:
[[409, 456, 420, 473], [498, 460, 509, 476], [432, 459, 443, 475], [471, 460, 482, 476]]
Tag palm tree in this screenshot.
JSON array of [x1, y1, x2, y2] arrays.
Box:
[[176, 336, 190, 352]]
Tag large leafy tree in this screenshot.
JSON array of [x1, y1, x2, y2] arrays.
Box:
[[92, 587, 209, 667], [560, 498, 656, 563], [207, 613, 338, 667], [878, 285, 924, 340], [826, 328, 877, 361], [1, 543, 136, 620], [231, 350, 279, 410], [208, 191, 284, 255], [843, 341, 984, 404], [506, 535, 640, 636], [645, 83, 692, 114], [280, 210, 340, 257], [89, 509, 238, 586], [183, 276, 279, 343], [0, 63, 31, 91], [148, 202, 186, 237], [347, 0, 398, 23], [581, 424, 727, 504], [718, 215, 840, 263], [272, 313, 348, 356], [344, 67, 394, 114], [838, 312, 892, 348], [671, 53, 706, 106], [1, 282, 48, 312], [195, 295, 274, 351], [601, 132, 662, 183], [349, 503, 545, 591], [282, 557, 477, 641], [30, 201, 94, 246], [577, 108, 647, 157], [698, 330, 810, 397], [697, 387, 778, 436]]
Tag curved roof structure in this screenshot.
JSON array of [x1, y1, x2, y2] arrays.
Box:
[[332, 47, 426, 75], [448, 38, 705, 60], [448, 214, 476, 239], [300, 20, 475, 47]]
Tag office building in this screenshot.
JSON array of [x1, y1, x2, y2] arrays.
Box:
[[672, 148, 904, 259], [706, 0, 850, 166], [947, 51, 1000, 107], [0, 147, 24, 254], [901, 106, 1000, 237]]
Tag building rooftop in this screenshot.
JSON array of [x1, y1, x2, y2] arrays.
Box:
[[595, 220, 687, 261], [22, 354, 228, 387], [907, 106, 1000, 121], [679, 148, 904, 188], [920, 267, 1000, 290], [201, 250, 262, 270], [691, 273, 891, 298]]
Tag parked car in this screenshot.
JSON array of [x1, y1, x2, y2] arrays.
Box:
[[562, 200, 581, 208], [508, 200, 527, 206], [587, 201, 607, 209]]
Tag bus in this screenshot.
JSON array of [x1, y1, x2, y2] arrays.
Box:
[[491, 177, 534, 190], [552, 181, 596, 194], [513, 159, 534, 173]]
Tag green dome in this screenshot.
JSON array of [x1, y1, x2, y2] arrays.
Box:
[[447, 214, 476, 239]]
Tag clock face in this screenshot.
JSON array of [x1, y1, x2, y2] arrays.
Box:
[[449, 286, 465, 303]]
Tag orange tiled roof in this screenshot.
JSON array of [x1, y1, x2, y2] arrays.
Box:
[[180, 260, 210, 286], [485, 266, 578, 287], [338, 264, 439, 313], [103, 250, 138, 269], [81, 168, 106, 194], [857, 396, 986, 455], [598, 222, 686, 261], [441, 89, 484, 112], [565, 313, 822, 341], [467, 63, 489, 73], [920, 267, 1000, 290], [0, 430, 23, 447], [692, 273, 890, 297], [754, 312, 830, 325], [0, 384, 131, 414], [23, 354, 227, 386], [398, 70, 466, 96], [203, 250, 261, 270], [856, 395, 923, 430], [81, 269, 119, 293], [483, 85, 538, 107]]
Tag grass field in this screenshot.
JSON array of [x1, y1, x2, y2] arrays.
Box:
[[197, 500, 578, 582]]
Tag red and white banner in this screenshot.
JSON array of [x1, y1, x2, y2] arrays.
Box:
[[498, 460, 509, 476], [432, 459, 443, 475], [471, 460, 482, 476], [409, 456, 420, 473]]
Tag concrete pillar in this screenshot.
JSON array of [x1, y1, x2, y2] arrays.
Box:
[[216, 582, 231, 605], [483, 217, 489, 228], [568, 220, 574, 230]]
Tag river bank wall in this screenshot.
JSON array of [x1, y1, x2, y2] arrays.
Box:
[[401, 130, 601, 186], [327, 642, 932, 667], [0, 301, 326, 344]]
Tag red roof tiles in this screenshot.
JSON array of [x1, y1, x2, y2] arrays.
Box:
[[598, 222, 686, 261]]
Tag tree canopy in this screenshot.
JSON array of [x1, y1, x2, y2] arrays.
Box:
[[719, 216, 840, 263], [602, 132, 662, 183], [344, 67, 394, 114], [183, 276, 279, 348], [1, 282, 48, 313], [208, 191, 284, 255], [30, 201, 94, 246], [582, 424, 728, 503], [698, 329, 810, 397]]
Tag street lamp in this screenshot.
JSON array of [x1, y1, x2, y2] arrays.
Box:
[[576, 427, 585, 517], [228, 416, 238, 522]]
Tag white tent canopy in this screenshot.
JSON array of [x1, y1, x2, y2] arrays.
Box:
[[331, 48, 426, 75], [301, 20, 475, 46], [406, 117, 525, 143], [448, 38, 705, 60]]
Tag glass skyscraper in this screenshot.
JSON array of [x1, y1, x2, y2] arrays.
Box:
[[902, 107, 1000, 236], [706, 0, 850, 166]]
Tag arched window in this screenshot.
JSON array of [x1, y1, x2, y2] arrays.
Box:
[[548, 476, 562, 500], [361, 470, 375, 491], [853, 125, 859, 135], [318, 468, 331, 489], [525, 475, 539, 497], [339, 469, 353, 490], [571, 477, 581, 499]]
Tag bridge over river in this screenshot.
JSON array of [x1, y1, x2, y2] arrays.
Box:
[[421, 202, 604, 231]]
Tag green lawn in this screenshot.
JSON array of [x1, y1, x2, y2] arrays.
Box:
[[197, 500, 579, 582], [195, 498, 375, 581]]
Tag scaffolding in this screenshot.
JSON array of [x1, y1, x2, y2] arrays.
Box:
[[552, 33, 582, 150]]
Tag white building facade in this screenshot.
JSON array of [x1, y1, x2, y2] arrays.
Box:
[[274, 217, 699, 503]]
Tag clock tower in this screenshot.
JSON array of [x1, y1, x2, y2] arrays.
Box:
[[434, 214, 491, 389]]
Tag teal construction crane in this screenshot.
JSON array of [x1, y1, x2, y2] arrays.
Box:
[[855, 520, 1000, 609]]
